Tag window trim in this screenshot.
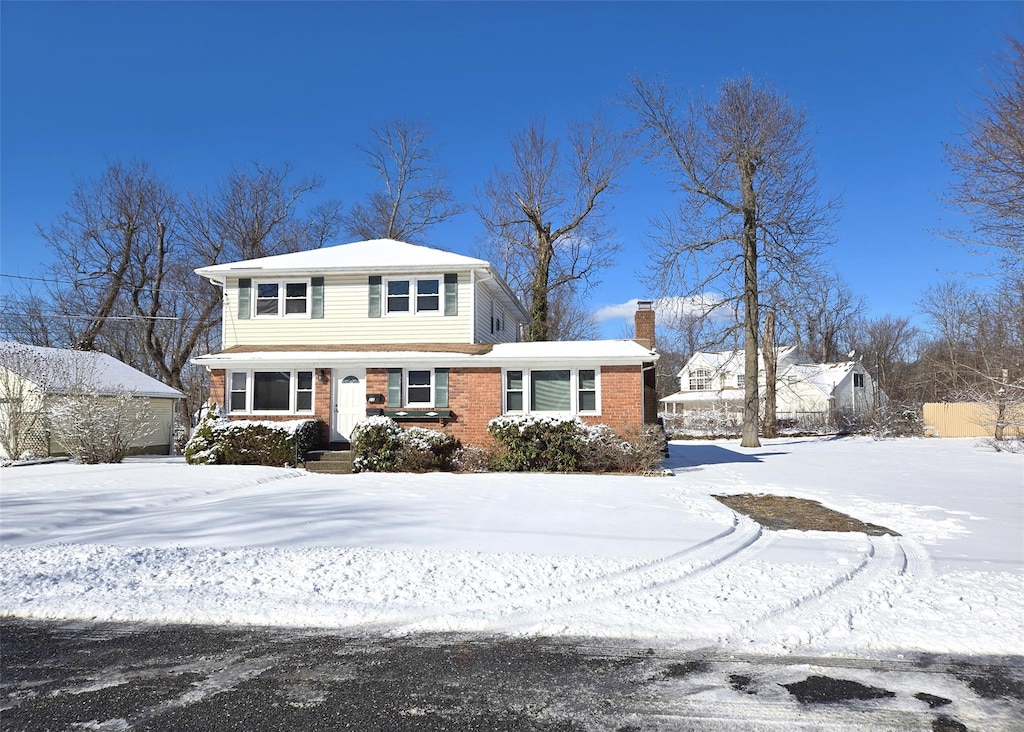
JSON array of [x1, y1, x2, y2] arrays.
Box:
[[405, 368, 434, 407], [689, 368, 713, 391], [252, 278, 312, 318], [226, 369, 316, 414], [384, 277, 442, 316], [501, 367, 601, 416]]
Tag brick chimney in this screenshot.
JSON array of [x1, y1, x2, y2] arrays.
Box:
[[634, 300, 655, 349]]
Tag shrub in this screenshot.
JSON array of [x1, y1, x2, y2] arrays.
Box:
[[487, 415, 585, 472], [578, 423, 668, 474], [184, 410, 323, 467], [351, 418, 460, 472], [47, 390, 157, 464], [351, 416, 403, 472], [452, 444, 494, 472], [870, 403, 924, 440], [398, 426, 459, 472]]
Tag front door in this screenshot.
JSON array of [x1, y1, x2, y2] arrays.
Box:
[[332, 368, 366, 443]]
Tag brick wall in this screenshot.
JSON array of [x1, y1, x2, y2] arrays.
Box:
[[211, 367, 334, 445], [582, 365, 644, 436]]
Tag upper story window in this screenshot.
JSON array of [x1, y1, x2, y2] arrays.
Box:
[[386, 277, 440, 315], [255, 280, 309, 317], [689, 368, 713, 391], [736, 373, 745, 388], [853, 373, 865, 388]]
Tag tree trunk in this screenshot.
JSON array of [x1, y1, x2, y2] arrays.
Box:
[[740, 159, 761, 448], [762, 310, 777, 438], [527, 232, 554, 342]]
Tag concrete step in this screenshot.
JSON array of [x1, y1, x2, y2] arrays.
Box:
[[305, 460, 354, 475], [304, 450, 354, 474]]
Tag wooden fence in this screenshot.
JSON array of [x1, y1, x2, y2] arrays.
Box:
[[922, 402, 1005, 438]]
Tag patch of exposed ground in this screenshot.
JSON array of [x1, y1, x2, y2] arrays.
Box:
[[713, 494, 899, 536]]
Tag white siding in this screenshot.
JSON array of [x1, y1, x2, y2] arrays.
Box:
[[472, 280, 523, 344], [222, 273, 475, 347]]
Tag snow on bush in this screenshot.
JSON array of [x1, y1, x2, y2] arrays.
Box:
[[47, 390, 157, 464], [351, 417, 460, 473], [184, 406, 322, 467]]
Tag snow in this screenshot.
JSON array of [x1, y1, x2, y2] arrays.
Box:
[[0, 341, 183, 399], [194, 238, 490, 279], [1, 437, 1021, 659]]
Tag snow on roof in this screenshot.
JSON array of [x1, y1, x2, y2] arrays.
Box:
[[786, 362, 857, 395], [659, 389, 744, 404], [195, 239, 491, 279], [0, 342, 183, 399], [193, 339, 657, 368], [678, 347, 805, 377]]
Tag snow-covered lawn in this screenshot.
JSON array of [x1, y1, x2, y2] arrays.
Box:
[[1, 437, 1021, 658]]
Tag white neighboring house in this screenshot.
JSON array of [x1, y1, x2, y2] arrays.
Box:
[[0, 342, 183, 459], [660, 347, 885, 430]]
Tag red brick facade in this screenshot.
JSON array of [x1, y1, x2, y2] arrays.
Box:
[[211, 364, 657, 449]]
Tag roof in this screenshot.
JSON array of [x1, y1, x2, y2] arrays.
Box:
[[660, 390, 744, 404], [193, 339, 657, 369], [0, 342, 184, 399], [679, 346, 804, 377], [195, 239, 491, 279], [784, 362, 859, 396]]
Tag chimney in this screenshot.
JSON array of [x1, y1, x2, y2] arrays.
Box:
[[634, 300, 655, 349]]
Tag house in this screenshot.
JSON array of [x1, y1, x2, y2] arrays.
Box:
[[191, 239, 660, 447], [0, 342, 184, 458], [660, 347, 884, 430]]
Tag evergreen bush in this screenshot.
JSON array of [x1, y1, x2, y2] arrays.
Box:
[[184, 409, 323, 467], [487, 415, 585, 472]]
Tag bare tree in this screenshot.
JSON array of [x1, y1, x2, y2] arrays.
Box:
[[849, 314, 920, 405], [0, 342, 60, 459], [944, 37, 1024, 272], [627, 75, 838, 446], [788, 273, 864, 363], [7, 161, 342, 429], [343, 120, 462, 244], [477, 116, 630, 341]]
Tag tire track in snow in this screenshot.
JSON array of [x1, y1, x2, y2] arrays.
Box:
[[721, 534, 933, 652], [393, 514, 768, 634]]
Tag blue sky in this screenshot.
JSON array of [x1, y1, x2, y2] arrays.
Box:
[[2, 1, 1020, 338]]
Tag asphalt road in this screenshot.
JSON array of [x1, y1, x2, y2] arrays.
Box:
[[2, 619, 1022, 731]]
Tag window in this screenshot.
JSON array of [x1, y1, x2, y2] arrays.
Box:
[[387, 280, 410, 313], [230, 372, 247, 411], [531, 370, 571, 411], [253, 372, 290, 410], [578, 370, 597, 412], [491, 300, 505, 334], [406, 370, 433, 405], [502, 368, 599, 414], [296, 371, 313, 411], [228, 370, 314, 413], [506, 370, 523, 411], [386, 278, 441, 314], [854, 373, 865, 388], [689, 368, 713, 391], [416, 279, 439, 312], [736, 374, 745, 388], [254, 280, 309, 317]]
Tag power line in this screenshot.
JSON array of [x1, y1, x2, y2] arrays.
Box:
[[2, 311, 181, 322], [0, 272, 214, 296]]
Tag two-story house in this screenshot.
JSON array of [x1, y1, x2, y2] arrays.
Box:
[[192, 239, 660, 447], [660, 347, 884, 429]]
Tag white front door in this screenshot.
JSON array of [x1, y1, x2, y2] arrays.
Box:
[[332, 368, 366, 442]]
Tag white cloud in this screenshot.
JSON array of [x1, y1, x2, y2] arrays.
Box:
[[594, 295, 725, 326]]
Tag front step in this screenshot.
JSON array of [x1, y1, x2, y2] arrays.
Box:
[[304, 449, 354, 474]]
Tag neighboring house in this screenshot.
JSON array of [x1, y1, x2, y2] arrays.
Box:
[[0, 342, 184, 458], [660, 347, 884, 429], [192, 239, 660, 447]]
